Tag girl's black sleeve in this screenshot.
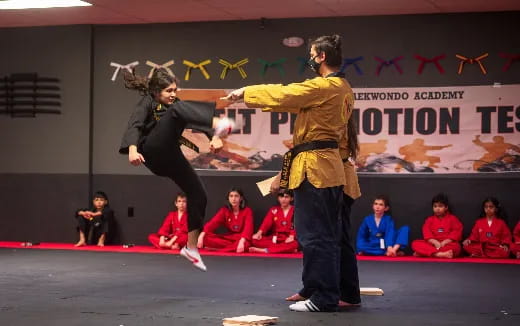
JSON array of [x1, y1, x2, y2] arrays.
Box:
[[119, 96, 152, 154]]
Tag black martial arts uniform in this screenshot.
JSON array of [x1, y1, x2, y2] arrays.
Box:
[[75, 207, 113, 243], [119, 96, 215, 231]]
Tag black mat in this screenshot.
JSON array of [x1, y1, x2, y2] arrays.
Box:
[[0, 248, 518, 326]]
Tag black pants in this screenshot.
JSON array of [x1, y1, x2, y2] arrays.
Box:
[[77, 217, 108, 243], [339, 194, 361, 304], [140, 110, 207, 232], [299, 193, 361, 305], [294, 179, 342, 311]]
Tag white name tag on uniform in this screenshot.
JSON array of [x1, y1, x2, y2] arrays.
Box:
[[380, 238, 385, 249], [272, 236, 277, 244]]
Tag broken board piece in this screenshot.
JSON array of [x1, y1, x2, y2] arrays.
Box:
[[256, 175, 277, 197], [223, 314, 278, 326], [360, 287, 384, 296]]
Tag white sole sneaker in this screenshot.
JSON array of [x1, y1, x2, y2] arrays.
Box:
[[180, 246, 207, 272], [289, 299, 320, 312]]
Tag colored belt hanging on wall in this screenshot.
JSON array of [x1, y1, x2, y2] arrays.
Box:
[[183, 59, 212, 80], [498, 53, 520, 72], [374, 56, 404, 75], [109, 61, 139, 81], [258, 58, 287, 77], [340, 56, 364, 75], [146, 60, 175, 78], [414, 54, 445, 74], [455, 53, 488, 75], [218, 58, 249, 79]]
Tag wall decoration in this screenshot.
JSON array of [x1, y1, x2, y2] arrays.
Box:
[[109, 61, 139, 81], [258, 58, 287, 77], [182, 59, 212, 80], [282, 36, 304, 48], [146, 60, 175, 78], [0, 73, 61, 117], [455, 53, 488, 75], [414, 54, 445, 74], [340, 56, 364, 75], [218, 58, 249, 79], [499, 53, 520, 72], [374, 56, 404, 75]]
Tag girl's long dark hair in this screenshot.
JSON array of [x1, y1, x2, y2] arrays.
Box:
[[225, 187, 247, 210], [123, 67, 179, 96], [479, 197, 508, 222], [347, 116, 359, 160]]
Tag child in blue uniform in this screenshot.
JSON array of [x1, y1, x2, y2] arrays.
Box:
[[356, 195, 409, 256]]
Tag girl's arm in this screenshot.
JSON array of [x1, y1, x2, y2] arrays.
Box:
[[467, 220, 480, 243], [203, 207, 226, 233], [240, 207, 255, 240], [119, 96, 151, 154], [499, 220, 512, 246]]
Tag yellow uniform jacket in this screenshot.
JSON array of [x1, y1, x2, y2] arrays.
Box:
[[245, 75, 353, 189]]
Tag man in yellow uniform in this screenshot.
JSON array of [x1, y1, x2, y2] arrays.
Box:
[[285, 92, 362, 309], [225, 35, 349, 312]]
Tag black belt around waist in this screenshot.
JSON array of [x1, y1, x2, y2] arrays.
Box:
[[279, 140, 339, 189]]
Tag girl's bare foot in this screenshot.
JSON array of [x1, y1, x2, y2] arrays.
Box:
[[74, 241, 86, 247], [285, 293, 306, 301], [171, 243, 180, 250], [97, 242, 105, 247], [516, 252, 520, 259], [434, 250, 453, 259], [248, 247, 267, 253]]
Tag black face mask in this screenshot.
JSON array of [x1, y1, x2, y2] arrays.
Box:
[[307, 55, 322, 75]]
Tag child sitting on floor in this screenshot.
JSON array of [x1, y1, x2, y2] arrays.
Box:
[[249, 189, 299, 254], [411, 193, 463, 258], [197, 187, 254, 253], [462, 197, 512, 258], [148, 193, 188, 250], [356, 195, 409, 257], [74, 191, 113, 247]]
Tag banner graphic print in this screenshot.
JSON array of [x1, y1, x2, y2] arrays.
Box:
[[178, 85, 520, 173]]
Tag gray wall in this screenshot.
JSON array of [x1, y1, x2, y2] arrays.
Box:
[[1, 12, 519, 245], [0, 25, 91, 174]]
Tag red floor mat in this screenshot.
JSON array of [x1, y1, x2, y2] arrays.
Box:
[[1, 241, 519, 264]]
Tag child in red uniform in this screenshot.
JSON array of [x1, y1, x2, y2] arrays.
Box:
[[249, 189, 299, 254], [511, 221, 520, 259], [148, 193, 189, 249], [462, 197, 512, 258], [411, 193, 463, 258], [197, 188, 254, 253]]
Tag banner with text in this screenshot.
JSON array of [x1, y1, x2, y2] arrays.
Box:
[[178, 84, 520, 173]]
